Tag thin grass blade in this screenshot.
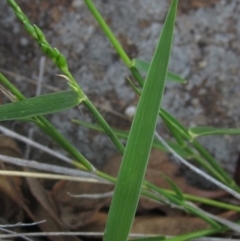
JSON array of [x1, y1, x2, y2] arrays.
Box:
[[189, 126, 240, 139], [132, 58, 186, 84], [132, 58, 150, 73], [160, 109, 191, 141], [163, 228, 219, 241], [0, 90, 81, 121], [103, 1, 178, 240], [128, 237, 166, 241], [166, 72, 187, 84], [72, 119, 191, 158], [160, 173, 184, 201]]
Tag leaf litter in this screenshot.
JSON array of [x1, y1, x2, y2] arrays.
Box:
[[1, 134, 239, 240]]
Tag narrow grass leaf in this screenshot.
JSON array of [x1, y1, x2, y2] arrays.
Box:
[[72, 119, 129, 139], [189, 126, 240, 139], [127, 77, 142, 95], [164, 228, 218, 241], [145, 181, 220, 228], [160, 109, 191, 141], [103, 1, 178, 241], [132, 58, 150, 73], [132, 58, 186, 84], [160, 173, 184, 201], [128, 237, 166, 241], [166, 72, 187, 84], [72, 119, 190, 158], [0, 90, 81, 121]]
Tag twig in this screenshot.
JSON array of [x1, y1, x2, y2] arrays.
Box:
[[0, 170, 109, 183], [25, 56, 46, 159], [0, 154, 109, 183], [154, 132, 240, 200], [0, 231, 155, 239], [0, 231, 238, 240], [67, 190, 114, 198], [187, 202, 240, 233], [0, 68, 61, 92], [0, 125, 73, 164], [35, 56, 46, 96], [24, 127, 34, 159], [0, 220, 45, 228], [0, 227, 33, 241]]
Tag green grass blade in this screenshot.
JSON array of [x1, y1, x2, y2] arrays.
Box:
[[0, 90, 81, 121], [0, 73, 25, 101], [132, 58, 186, 84], [103, 1, 178, 240], [161, 173, 184, 201], [166, 72, 186, 84], [145, 181, 220, 228], [127, 77, 142, 95], [159, 109, 236, 187], [189, 126, 240, 139], [160, 109, 191, 141], [128, 237, 166, 241], [0, 73, 94, 171], [72, 119, 191, 158], [164, 228, 219, 241], [72, 119, 129, 139], [84, 0, 132, 68], [7, 0, 124, 155], [132, 58, 150, 73]]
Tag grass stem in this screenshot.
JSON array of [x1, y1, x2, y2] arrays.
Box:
[[84, 0, 132, 68]]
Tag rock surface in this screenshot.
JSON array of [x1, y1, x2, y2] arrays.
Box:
[[0, 0, 240, 180]]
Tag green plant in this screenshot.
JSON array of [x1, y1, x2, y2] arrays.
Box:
[[1, 0, 240, 240]]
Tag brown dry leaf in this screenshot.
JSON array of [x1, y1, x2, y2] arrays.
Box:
[[0, 134, 22, 159], [26, 172, 82, 241], [0, 135, 81, 240], [234, 153, 240, 186], [79, 208, 240, 237], [17, 0, 74, 25], [0, 135, 41, 240], [102, 149, 226, 212], [131, 215, 209, 236], [145, 149, 224, 199], [0, 135, 26, 224], [81, 211, 107, 233], [177, 0, 220, 14], [220, 210, 240, 221], [81, 212, 209, 236], [0, 174, 24, 224], [52, 180, 113, 230], [81, 210, 240, 238]]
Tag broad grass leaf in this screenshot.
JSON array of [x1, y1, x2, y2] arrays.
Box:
[[132, 58, 186, 84], [189, 126, 240, 139], [103, 1, 178, 241], [0, 90, 81, 121]]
